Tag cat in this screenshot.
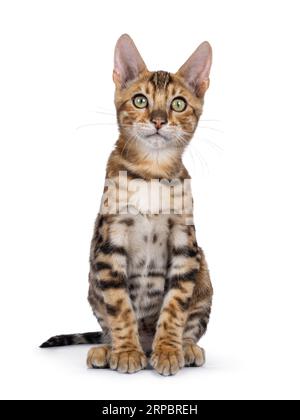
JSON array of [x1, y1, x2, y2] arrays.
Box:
[[41, 34, 213, 376]]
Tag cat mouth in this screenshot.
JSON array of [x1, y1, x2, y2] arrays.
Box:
[[142, 133, 171, 150], [145, 132, 168, 141]]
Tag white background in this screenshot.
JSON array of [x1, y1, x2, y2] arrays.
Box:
[[0, 0, 300, 400]]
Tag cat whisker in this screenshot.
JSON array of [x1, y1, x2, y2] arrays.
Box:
[[94, 110, 139, 117], [184, 125, 224, 135], [76, 122, 119, 130], [119, 132, 137, 160], [188, 145, 210, 174], [197, 125, 224, 133], [95, 111, 117, 116], [198, 119, 222, 123], [95, 105, 116, 113], [76, 122, 135, 130], [201, 137, 223, 153], [192, 134, 224, 153]]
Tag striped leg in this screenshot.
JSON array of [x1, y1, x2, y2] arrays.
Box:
[[183, 304, 211, 367], [150, 220, 200, 376], [183, 248, 213, 367], [88, 217, 147, 373], [182, 306, 209, 368]]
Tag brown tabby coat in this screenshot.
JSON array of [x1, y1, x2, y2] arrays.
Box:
[[41, 34, 213, 376]]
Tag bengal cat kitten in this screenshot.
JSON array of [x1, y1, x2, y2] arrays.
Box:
[[41, 34, 213, 376]]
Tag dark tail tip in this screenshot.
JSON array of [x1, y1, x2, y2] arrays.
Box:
[[39, 331, 102, 348], [39, 336, 61, 348], [39, 341, 51, 348]]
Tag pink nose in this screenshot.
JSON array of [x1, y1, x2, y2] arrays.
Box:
[[150, 110, 168, 130], [151, 117, 167, 130]]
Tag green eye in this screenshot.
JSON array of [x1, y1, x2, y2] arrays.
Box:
[[171, 97, 187, 112], [133, 95, 148, 109]]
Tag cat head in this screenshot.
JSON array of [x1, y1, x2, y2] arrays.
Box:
[[113, 34, 212, 153]]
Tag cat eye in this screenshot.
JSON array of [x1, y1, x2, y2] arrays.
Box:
[[171, 97, 187, 112], [133, 94, 148, 109]]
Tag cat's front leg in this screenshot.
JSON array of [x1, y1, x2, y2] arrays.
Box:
[[151, 220, 200, 376], [88, 216, 147, 373]]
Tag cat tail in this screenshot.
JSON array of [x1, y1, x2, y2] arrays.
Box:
[[40, 331, 103, 348]]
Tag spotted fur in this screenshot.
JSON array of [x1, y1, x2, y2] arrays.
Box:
[[41, 35, 213, 376]]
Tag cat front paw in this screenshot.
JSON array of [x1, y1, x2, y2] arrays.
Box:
[[109, 349, 147, 374], [151, 346, 184, 376]]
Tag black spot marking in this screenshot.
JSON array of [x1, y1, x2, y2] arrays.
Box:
[[148, 260, 156, 270], [96, 278, 126, 290], [129, 283, 140, 292], [153, 234, 158, 243], [200, 319, 208, 331], [98, 242, 127, 256], [164, 278, 170, 293], [98, 216, 104, 228], [137, 259, 146, 268], [148, 271, 165, 278], [111, 270, 124, 278], [172, 246, 198, 258], [168, 218, 174, 230], [93, 262, 112, 271], [187, 312, 201, 322], [119, 218, 134, 227], [106, 303, 121, 317], [129, 274, 141, 281], [169, 269, 198, 288], [162, 307, 177, 318], [95, 234, 103, 245], [94, 235, 104, 255], [147, 290, 163, 298], [130, 294, 137, 302], [175, 296, 191, 311], [184, 324, 196, 333]]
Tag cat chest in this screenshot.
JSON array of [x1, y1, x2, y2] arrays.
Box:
[[126, 215, 169, 319], [102, 175, 191, 215]]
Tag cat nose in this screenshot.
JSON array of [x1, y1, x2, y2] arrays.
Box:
[[150, 111, 167, 130], [152, 118, 166, 130]]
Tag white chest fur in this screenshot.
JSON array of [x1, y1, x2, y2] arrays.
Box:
[[126, 214, 169, 319]]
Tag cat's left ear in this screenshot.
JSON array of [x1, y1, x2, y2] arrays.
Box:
[[176, 41, 212, 97], [113, 34, 147, 88]]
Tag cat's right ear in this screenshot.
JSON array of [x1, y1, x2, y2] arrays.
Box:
[[113, 34, 147, 88]]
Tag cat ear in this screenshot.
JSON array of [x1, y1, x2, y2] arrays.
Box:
[[113, 34, 147, 88], [177, 41, 212, 97]]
